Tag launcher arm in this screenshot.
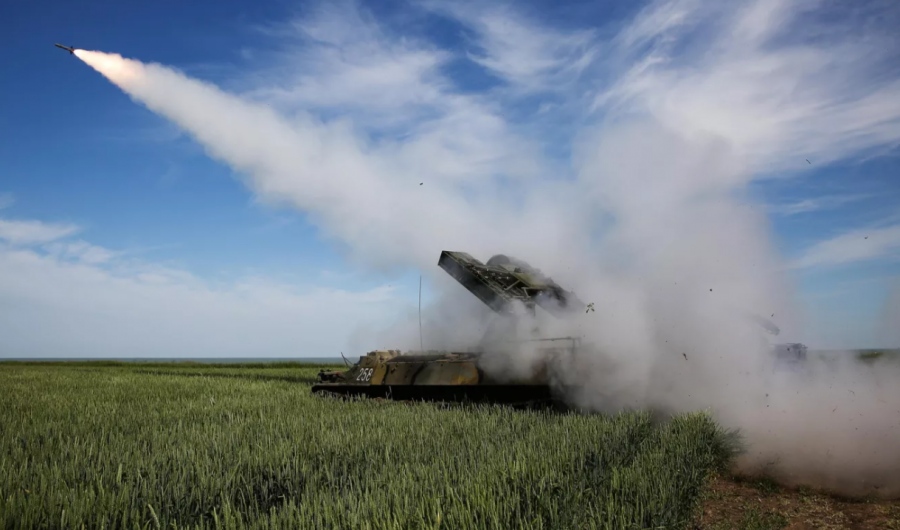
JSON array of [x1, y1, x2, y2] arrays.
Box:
[[437, 251, 584, 317]]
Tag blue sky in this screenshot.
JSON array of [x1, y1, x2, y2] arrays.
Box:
[[1, 0, 351, 282], [1, 0, 899, 357]]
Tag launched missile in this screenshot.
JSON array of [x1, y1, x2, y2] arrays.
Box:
[[54, 43, 76, 54]]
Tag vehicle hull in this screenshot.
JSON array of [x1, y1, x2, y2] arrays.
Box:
[[311, 342, 580, 408]]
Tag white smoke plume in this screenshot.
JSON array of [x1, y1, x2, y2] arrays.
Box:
[[882, 282, 900, 346], [73, 0, 900, 498]]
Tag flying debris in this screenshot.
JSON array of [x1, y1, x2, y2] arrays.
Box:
[[54, 43, 76, 55]]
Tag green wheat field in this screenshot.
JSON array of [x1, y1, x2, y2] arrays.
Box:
[[0, 361, 739, 529]]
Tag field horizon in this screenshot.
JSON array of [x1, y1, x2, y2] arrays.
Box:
[[1, 347, 897, 364], [2, 361, 897, 529]]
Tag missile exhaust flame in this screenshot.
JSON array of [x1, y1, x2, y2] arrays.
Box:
[[74, 50, 144, 86]]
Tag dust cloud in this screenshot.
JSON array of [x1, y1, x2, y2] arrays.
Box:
[[73, 0, 900, 499]]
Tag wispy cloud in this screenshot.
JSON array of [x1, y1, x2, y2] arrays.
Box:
[[0, 218, 403, 358], [0, 219, 81, 245], [792, 224, 900, 269], [594, 0, 900, 175], [243, 0, 900, 199], [0, 193, 13, 210], [254, 2, 451, 127], [425, 2, 598, 94], [42, 240, 119, 265], [246, 0, 544, 188], [769, 194, 872, 216]]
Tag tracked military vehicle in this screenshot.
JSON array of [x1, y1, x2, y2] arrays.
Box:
[[311, 251, 585, 406]]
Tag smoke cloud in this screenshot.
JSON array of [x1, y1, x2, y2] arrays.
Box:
[[73, 0, 900, 498], [883, 282, 900, 346]]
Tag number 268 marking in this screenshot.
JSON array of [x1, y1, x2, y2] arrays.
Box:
[[356, 368, 374, 382]]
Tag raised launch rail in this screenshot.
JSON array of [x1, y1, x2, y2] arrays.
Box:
[[438, 251, 584, 317]]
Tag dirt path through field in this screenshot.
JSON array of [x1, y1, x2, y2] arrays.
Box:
[[694, 475, 900, 529]]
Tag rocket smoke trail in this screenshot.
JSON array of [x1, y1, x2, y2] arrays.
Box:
[[73, 7, 900, 499]]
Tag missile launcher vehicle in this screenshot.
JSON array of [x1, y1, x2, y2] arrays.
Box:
[[311, 251, 585, 406]]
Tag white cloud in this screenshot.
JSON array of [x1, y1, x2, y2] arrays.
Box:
[[792, 224, 900, 269], [880, 279, 900, 346], [769, 194, 872, 216], [253, 2, 451, 127], [594, 0, 900, 176], [425, 2, 598, 93], [0, 218, 81, 245], [245, 1, 547, 189], [0, 235, 403, 358], [614, 0, 700, 51], [42, 240, 119, 265]]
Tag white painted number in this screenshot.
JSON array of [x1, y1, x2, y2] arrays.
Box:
[[356, 368, 374, 382]]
